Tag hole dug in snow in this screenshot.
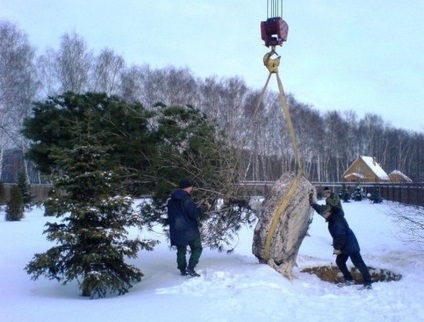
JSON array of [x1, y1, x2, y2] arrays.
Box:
[[301, 265, 402, 285]]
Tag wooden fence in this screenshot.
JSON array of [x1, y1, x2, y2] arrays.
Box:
[[1, 183, 52, 203], [238, 181, 424, 207], [2, 182, 424, 207], [378, 183, 424, 207]]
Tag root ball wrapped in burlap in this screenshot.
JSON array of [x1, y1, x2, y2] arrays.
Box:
[[252, 172, 315, 279]]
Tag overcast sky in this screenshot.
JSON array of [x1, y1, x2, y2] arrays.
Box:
[[1, 0, 423, 132]]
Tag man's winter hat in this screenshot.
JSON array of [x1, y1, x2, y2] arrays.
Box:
[[323, 186, 331, 193], [179, 179, 193, 189]]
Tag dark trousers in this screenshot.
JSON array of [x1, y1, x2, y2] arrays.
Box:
[[336, 251, 372, 284], [176, 237, 203, 271]]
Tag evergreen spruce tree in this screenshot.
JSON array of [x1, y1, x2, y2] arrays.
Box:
[[22, 92, 156, 190], [25, 122, 158, 298], [0, 181, 6, 205], [17, 171, 32, 208], [141, 104, 256, 251], [22, 92, 253, 267], [43, 188, 57, 216], [340, 184, 350, 203], [5, 185, 24, 221]]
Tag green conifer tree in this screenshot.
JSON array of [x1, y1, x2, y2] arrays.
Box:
[[17, 172, 32, 207], [5, 185, 24, 221], [25, 120, 158, 298], [43, 188, 56, 216], [22, 92, 253, 267], [340, 184, 350, 203], [0, 181, 6, 205], [141, 104, 256, 251]]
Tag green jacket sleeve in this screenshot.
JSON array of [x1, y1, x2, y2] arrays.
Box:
[[326, 193, 344, 213]]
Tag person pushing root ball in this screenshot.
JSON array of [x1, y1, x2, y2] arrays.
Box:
[[310, 187, 373, 290]]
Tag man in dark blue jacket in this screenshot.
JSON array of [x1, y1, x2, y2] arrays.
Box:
[[167, 179, 210, 277], [310, 190, 372, 289]]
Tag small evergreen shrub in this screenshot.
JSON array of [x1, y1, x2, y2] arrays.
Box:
[[17, 172, 32, 208], [43, 189, 57, 216], [5, 185, 24, 221], [25, 132, 158, 298], [0, 181, 5, 205], [340, 184, 350, 203]]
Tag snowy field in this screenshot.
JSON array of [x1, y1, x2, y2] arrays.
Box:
[[1, 199, 423, 322]]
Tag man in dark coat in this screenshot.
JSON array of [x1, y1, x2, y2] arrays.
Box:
[[167, 179, 210, 277], [310, 187, 372, 289]]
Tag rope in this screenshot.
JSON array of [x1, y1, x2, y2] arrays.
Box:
[[239, 72, 272, 151], [255, 73, 272, 118]]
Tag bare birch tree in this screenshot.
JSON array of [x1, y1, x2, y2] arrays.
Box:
[[55, 32, 92, 93], [91, 48, 125, 96], [119, 64, 148, 103], [0, 20, 38, 181], [36, 48, 58, 96]]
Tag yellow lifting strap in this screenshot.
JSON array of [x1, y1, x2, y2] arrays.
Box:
[[263, 175, 300, 261], [260, 47, 303, 176], [258, 48, 305, 261], [275, 72, 303, 175]]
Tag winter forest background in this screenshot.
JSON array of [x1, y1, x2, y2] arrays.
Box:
[[1, 19, 423, 184]]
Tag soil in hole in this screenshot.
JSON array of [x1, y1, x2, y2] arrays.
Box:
[[301, 265, 402, 285]]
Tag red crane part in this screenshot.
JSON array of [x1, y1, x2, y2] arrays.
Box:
[[260, 17, 289, 47]]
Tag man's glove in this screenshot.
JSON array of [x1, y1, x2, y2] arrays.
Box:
[[333, 249, 342, 255], [309, 193, 317, 205]]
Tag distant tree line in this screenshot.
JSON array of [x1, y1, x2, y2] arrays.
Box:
[[1, 19, 423, 184]]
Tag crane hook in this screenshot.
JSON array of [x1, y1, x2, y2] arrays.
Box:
[[263, 47, 281, 73]]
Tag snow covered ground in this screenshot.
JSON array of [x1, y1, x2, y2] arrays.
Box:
[[1, 200, 423, 322]]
